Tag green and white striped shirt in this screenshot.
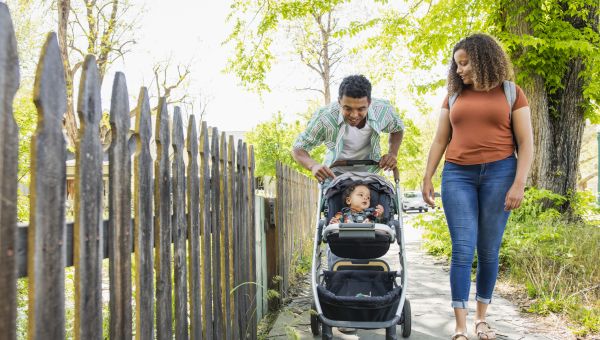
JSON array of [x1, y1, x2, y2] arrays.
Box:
[[293, 98, 404, 170]]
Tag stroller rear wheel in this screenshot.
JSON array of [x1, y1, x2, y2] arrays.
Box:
[[401, 298, 412, 338], [310, 301, 321, 336]]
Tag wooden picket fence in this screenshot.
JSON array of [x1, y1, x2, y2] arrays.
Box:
[[273, 163, 319, 297], [0, 3, 272, 339]]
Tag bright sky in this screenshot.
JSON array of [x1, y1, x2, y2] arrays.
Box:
[[105, 0, 446, 133], [6, 0, 446, 132], [105, 0, 327, 132]]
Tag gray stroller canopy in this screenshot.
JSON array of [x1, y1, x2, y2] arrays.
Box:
[[324, 171, 396, 199]]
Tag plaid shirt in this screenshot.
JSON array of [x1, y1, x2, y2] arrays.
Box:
[[293, 98, 404, 171]]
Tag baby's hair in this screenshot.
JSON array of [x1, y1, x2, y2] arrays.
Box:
[[342, 183, 370, 206]]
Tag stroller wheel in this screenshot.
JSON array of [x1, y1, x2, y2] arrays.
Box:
[[321, 324, 333, 340], [385, 325, 398, 340], [310, 302, 320, 336], [401, 298, 412, 338]]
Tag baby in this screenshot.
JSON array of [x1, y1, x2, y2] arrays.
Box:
[[329, 184, 384, 224]]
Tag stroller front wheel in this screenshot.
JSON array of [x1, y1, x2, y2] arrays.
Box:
[[310, 302, 321, 336], [401, 298, 412, 338], [321, 324, 333, 340]]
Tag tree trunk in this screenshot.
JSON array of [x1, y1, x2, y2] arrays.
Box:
[[316, 11, 332, 104], [502, 1, 595, 213], [58, 0, 78, 148]]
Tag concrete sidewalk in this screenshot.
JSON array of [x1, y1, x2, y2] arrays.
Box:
[[266, 214, 572, 340]]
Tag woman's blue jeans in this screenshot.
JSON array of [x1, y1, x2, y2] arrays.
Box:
[[441, 155, 516, 309]]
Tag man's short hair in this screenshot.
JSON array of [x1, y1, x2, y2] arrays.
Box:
[[338, 75, 372, 101]]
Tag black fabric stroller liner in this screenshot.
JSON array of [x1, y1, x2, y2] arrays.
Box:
[[317, 270, 402, 322], [325, 232, 391, 259]]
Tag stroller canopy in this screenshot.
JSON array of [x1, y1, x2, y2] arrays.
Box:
[[324, 172, 395, 199]]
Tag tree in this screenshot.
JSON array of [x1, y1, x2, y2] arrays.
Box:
[[225, 0, 358, 104], [362, 0, 599, 211], [246, 111, 325, 178], [57, 0, 140, 148]]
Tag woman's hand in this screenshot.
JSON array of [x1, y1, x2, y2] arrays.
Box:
[[422, 177, 436, 207], [504, 182, 525, 211]]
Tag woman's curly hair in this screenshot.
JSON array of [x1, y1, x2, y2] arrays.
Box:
[[447, 33, 514, 96]]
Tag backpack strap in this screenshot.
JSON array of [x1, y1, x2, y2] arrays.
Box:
[[503, 80, 518, 152], [503, 80, 517, 117], [448, 92, 460, 110]]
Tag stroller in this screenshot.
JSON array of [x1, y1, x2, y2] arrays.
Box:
[[310, 160, 411, 339]]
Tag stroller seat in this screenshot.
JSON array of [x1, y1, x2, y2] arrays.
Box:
[[322, 171, 398, 259]]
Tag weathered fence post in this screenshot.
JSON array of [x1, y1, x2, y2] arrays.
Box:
[[248, 145, 257, 339], [108, 71, 133, 340], [200, 121, 213, 338], [211, 128, 224, 339], [172, 107, 188, 340], [28, 32, 67, 340], [228, 135, 239, 340], [186, 115, 202, 340], [236, 140, 246, 338], [74, 54, 104, 340], [133, 87, 154, 340], [220, 132, 232, 340], [154, 97, 172, 340], [0, 4, 20, 339]]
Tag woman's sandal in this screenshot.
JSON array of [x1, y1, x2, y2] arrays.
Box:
[[474, 320, 496, 340], [451, 332, 468, 340]]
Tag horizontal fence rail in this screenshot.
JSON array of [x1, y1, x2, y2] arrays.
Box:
[[0, 3, 318, 339]]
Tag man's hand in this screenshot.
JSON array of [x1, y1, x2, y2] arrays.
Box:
[[379, 153, 397, 171], [311, 164, 336, 182]]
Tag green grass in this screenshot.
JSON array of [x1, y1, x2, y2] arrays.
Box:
[[415, 188, 600, 336]]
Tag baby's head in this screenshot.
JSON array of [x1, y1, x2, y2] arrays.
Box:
[[343, 184, 371, 211]]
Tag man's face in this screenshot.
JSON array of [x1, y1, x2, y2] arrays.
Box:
[[339, 95, 370, 127]]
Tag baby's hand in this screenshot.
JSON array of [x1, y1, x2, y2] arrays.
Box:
[[330, 212, 342, 224], [374, 204, 384, 217]]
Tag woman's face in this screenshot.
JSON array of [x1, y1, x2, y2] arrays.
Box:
[[453, 49, 474, 85]]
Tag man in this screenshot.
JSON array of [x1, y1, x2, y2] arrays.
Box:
[[292, 75, 404, 334], [292, 75, 404, 180]]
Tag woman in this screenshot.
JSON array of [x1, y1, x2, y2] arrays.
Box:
[[422, 33, 534, 340]]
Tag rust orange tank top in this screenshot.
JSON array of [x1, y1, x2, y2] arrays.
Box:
[[442, 84, 529, 165]]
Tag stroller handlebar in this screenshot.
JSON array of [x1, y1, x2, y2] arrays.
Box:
[[329, 159, 399, 183]]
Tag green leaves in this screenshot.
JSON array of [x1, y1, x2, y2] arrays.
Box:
[[245, 111, 325, 178], [224, 0, 353, 95]]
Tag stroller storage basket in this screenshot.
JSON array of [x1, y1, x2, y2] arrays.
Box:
[[317, 270, 402, 322]]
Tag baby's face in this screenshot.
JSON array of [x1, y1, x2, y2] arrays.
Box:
[[346, 185, 371, 211]]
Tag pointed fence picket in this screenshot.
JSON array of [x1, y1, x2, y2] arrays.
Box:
[[0, 4, 20, 339], [0, 4, 317, 339]]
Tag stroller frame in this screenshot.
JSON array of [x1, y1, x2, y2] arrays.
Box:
[[310, 160, 411, 339]]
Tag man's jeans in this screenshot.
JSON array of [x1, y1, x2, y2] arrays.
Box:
[[441, 155, 516, 309]]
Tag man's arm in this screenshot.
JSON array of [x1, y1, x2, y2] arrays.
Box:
[[379, 130, 403, 170], [292, 147, 335, 182]]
